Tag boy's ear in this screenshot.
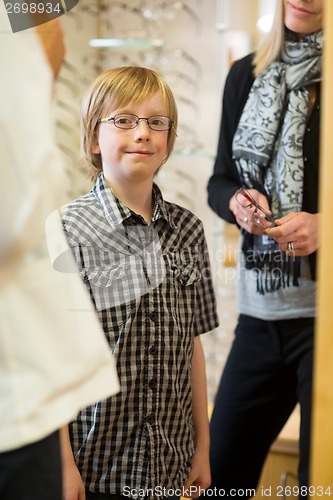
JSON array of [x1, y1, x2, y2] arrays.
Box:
[[91, 134, 101, 154], [92, 143, 101, 154]]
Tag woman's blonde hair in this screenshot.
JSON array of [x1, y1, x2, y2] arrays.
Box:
[[80, 66, 178, 180], [253, 0, 285, 76]]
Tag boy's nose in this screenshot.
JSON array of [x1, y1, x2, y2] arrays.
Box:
[[133, 119, 151, 139]]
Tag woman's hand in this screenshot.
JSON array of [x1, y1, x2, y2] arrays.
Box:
[[266, 212, 320, 256], [229, 188, 271, 235]]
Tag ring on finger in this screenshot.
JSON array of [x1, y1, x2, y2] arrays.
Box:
[[287, 241, 294, 252], [243, 217, 248, 224]]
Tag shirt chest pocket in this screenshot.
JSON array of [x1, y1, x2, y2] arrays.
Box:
[[77, 243, 152, 311], [80, 262, 135, 326], [83, 263, 127, 307], [164, 246, 201, 327]]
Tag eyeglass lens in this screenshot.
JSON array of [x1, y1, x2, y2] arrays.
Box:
[[252, 209, 275, 229], [236, 189, 256, 208], [113, 114, 171, 130], [236, 189, 276, 229]]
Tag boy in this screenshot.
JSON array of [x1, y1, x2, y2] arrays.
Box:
[[60, 66, 219, 500]]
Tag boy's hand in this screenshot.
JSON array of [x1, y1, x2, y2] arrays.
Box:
[[62, 459, 86, 500], [182, 448, 211, 498], [60, 426, 85, 500]]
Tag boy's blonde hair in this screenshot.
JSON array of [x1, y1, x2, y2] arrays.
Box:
[[253, 0, 284, 76], [80, 66, 178, 181]]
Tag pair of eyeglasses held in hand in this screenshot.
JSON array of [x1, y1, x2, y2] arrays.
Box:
[[235, 188, 276, 230]]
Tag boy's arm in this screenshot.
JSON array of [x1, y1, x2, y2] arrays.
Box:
[[183, 336, 211, 499], [60, 426, 86, 500]]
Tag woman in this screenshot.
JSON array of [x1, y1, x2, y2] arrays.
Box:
[[207, 0, 323, 497]]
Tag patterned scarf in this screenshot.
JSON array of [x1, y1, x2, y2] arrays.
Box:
[[232, 29, 323, 294]]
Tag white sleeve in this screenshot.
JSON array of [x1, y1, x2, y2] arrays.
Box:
[[0, 7, 119, 452], [0, 6, 69, 261]]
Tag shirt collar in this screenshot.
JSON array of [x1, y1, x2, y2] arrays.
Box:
[[93, 173, 177, 229]]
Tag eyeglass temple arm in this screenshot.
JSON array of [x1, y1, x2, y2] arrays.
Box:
[[98, 118, 113, 123]]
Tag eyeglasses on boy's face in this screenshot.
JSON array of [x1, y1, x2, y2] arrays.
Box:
[[97, 113, 174, 131], [235, 188, 276, 230]]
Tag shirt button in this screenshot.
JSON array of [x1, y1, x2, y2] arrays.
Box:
[[149, 345, 157, 355], [149, 311, 158, 322], [149, 379, 157, 389]]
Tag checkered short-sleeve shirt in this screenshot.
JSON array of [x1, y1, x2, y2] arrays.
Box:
[[61, 174, 218, 497]]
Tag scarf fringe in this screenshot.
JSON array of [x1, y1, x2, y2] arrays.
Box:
[[244, 249, 301, 295]]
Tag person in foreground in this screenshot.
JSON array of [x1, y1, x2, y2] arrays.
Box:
[[60, 66, 219, 500], [0, 9, 119, 500], [206, 0, 323, 498]]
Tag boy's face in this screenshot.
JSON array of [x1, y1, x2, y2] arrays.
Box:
[[93, 91, 169, 187]]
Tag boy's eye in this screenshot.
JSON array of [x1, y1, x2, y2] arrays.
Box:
[[150, 118, 163, 126], [115, 115, 135, 126]]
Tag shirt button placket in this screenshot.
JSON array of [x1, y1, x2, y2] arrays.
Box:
[[145, 302, 159, 431]]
